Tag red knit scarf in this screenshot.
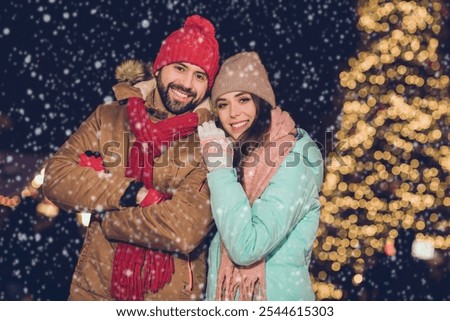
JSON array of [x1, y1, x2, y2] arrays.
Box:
[[111, 97, 198, 300]]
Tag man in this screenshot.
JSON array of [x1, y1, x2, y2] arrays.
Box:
[[42, 15, 219, 300]]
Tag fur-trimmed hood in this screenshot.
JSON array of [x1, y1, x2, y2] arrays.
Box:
[[112, 60, 155, 102], [115, 60, 154, 85]]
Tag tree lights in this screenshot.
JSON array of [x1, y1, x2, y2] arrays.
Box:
[[312, 0, 449, 300]]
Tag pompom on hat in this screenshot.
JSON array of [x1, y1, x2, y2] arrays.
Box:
[[211, 51, 276, 109], [152, 15, 220, 89]]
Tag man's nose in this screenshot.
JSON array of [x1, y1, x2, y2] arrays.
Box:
[[179, 73, 194, 90]]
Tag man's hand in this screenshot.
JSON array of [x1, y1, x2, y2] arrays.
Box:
[[136, 187, 172, 207], [79, 151, 105, 172], [198, 121, 233, 172], [136, 187, 149, 204], [194, 98, 215, 124]]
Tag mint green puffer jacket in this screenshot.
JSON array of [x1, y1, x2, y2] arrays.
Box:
[[206, 129, 323, 301]]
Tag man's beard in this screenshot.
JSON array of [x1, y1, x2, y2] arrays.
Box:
[[156, 76, 203, 114]]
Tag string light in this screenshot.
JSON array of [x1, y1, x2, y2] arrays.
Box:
[[0, 194, 21, 207]]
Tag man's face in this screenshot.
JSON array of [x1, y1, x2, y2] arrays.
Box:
[[155, 62, 208, 114]]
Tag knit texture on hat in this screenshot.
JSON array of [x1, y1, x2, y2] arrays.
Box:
[[152, 15, 219, 89], [211, 52, 276, 108]]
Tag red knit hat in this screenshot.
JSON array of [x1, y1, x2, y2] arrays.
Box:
[[152, 15, 220, 89]]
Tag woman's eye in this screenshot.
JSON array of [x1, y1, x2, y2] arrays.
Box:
[[240, 98, 250, 103], [217, 103, 227, 109]]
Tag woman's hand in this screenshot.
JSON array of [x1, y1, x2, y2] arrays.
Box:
[[198, 121, 233, 172]]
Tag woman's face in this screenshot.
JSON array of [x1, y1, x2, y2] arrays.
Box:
[[216, 91, 257, 140]]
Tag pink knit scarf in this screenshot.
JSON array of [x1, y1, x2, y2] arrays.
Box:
[[111, 97, 198, 300], [215, 107, 297, 300]]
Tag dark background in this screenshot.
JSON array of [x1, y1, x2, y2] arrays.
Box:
[[0, 0, 449, 300]]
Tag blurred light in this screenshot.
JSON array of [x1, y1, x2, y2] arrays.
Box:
[[352, 274, 363, 285], [0, 195, 21, 208], [36, 199, 59, 218], [77, 212, 92, 227], [411, 238, 435, 260], [384, 238, 396, 256]]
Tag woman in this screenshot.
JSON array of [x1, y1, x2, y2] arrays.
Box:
[[198, 52, 324, 301]]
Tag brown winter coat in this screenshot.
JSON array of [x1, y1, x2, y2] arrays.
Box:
[[42, 81, 214, 300]]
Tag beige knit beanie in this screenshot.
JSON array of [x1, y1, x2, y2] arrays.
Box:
[[211, 51, 276, 109]]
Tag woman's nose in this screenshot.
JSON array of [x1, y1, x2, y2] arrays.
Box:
[[229, 103, 241, 117]]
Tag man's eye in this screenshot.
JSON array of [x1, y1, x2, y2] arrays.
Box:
[[175, 66, 184, 71], [196, 74, 206, 81]]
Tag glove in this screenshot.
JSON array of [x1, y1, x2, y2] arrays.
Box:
[[79, 151, 105, 172], [139, 188, 172, 207], [197, 121, 233, 172], [78, 151, 107, 222]]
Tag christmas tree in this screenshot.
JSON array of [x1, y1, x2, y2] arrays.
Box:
[[312, 0, 450, 300]]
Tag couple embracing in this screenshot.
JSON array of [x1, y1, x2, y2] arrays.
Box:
[[43, 15, 323, 301]]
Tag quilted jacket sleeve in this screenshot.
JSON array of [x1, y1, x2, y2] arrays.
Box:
[[101, 162, 214, 255], [42, 104, 134, 213]]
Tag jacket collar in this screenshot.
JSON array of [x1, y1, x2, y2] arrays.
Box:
[[112, 80, 171, 120]]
